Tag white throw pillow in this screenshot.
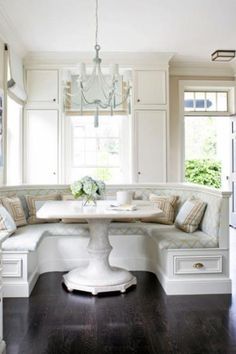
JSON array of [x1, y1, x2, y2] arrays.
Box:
[[0, 205, 17, 235], [175, 197, 207, 233]]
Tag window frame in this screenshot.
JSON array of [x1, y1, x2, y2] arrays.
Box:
[[179, 80, 236, 182], [184, 90, 229, 113], [64, 115, 131, 184]]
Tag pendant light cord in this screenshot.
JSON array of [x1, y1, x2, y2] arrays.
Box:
[[95, 0, 99, 46]]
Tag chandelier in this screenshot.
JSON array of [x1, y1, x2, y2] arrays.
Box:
[[64, 0, 132, 127]]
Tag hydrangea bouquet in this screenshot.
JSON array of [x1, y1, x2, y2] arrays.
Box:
[[70, 176, 105, 206]]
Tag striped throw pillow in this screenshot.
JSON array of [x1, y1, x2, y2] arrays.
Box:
[[26, 194, 60, 224], [175, 197, 207, 233], [141, 194, 179, 225]]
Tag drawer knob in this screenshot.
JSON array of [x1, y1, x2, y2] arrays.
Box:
[[137, 99, 140, 102], [193, 262, 204, 269]]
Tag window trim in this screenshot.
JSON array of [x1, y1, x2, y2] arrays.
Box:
[[179, 80, 236, 182], [65, 115, 131, 184]]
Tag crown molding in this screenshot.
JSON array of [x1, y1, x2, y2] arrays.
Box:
[[170, 59, 234, 77], [0, 2, 27, 57], [229, 61, 236, 78], [24, 51, 174, 68]]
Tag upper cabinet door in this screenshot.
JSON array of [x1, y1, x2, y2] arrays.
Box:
[[134, 70, 167, 107], [26, 70, 58, 105]]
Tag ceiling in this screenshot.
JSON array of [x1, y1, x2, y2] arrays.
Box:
[[0, 0, 236, 63]]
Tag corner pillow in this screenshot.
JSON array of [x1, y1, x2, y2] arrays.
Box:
[[175, 197, 207, 233], [25, 194, 60, 224], [0, 205, 17, 235], [1, 196, 27, 226], [141, 194, 179, 225]]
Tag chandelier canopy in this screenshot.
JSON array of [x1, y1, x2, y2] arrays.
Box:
[[64, 0, 132, 127]]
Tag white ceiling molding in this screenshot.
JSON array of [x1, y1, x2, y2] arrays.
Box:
[[24, 51, 174, 69], [229, 61, 236, 78], [0, 2, 27, 57], [170, 60, 234, 78]]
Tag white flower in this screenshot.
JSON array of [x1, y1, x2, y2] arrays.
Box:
[[70, 176, 106, 199]]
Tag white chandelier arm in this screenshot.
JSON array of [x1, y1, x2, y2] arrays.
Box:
[[97, 65, 114, 91], [97, 74, 112, 101], [80, 90, 97, 105], [112, 87, 132, 108], [81, 65, 97, 91]]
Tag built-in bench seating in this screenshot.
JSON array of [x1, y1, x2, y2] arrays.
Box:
[[0, 183, 231, 297]]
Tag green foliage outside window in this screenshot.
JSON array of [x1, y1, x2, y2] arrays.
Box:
[[185, 159, 221, 189]]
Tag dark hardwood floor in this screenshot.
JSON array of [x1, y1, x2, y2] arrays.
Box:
[[4, 228, 236, 354]]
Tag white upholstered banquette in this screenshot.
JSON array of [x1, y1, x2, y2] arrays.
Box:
[[0, 183, 231, 297]]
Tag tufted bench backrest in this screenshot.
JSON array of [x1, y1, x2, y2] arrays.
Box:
[[0, 183, 230, 242]]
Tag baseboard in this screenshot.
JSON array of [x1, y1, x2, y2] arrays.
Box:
[[3, 269, 39, 298], [162, 278, 232, 295], [3, 282, 31, 298], [28, 268, 39, 295]]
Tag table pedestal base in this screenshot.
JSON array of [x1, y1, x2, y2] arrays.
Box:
[[63, 267, 137, 295], [63, 219, 137, 295]]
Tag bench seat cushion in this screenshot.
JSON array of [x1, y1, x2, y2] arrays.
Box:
[[149, 225, 218, 249], [2, 223, 90, 251], [1, 222, 218, 252], [1, 222, 146, 252]]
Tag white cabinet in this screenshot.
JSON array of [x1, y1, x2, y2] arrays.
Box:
[[135, 110, 166, 182], [26, 70, 58, 105], [25, 110, 58, 184], [134, 70, 167, 107]]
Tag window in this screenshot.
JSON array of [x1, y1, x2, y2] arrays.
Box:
[[66, 115, 131, 183], [184, 116, 231, 189], [7, 96, 22, 185], [184, 91, 228, 112]]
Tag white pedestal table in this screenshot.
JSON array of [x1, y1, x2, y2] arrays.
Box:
[[37, 200, 162, 295]]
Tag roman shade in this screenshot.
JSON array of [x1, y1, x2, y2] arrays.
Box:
[[7, 45, 27, 102]]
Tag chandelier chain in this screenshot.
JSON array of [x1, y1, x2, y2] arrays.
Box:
[[95, 0, 98, 46]]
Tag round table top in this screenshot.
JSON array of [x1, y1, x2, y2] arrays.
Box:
[[36, 200, 162, 220]]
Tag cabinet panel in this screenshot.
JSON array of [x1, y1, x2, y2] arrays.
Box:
[[25, 110, 58, 184], [136, 111, 166, 182], [26, 70, 58, 104], [2, 259, 22, 278], [135, 70, 166, 106]]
